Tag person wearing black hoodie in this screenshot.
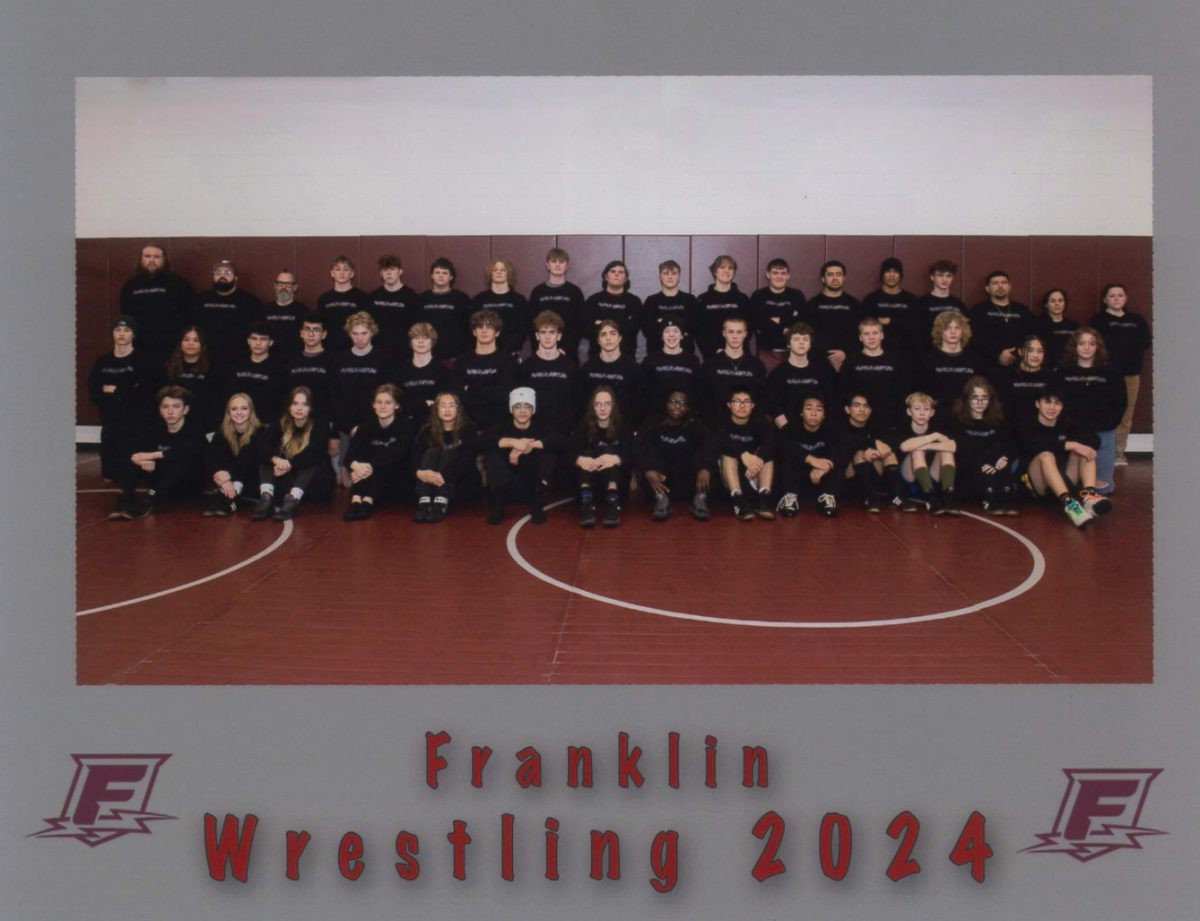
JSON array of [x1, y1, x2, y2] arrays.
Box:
[[110, 385, 206, 520], [119, 244, 193, 364], [695, 254, 751, 359], [88, 315, 155, 481], [342, 384, 414, 521]]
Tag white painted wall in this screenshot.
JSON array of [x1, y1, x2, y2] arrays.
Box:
[[76, 75, 1151, 237]]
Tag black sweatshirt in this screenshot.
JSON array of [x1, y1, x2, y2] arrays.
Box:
[[1053, 364, 1128, 433], [119, 271, 193, 362], [528, 281, 585, 357], [749, 286, 806, 355], [803, 291, 864, 357], [763, 357, 837, 424], [342, 416, 414, 472], [417, 289, 473, 359], [518, 352, 579, 435], [642, 291, 701, 353], [641, 350, 703, 413], [331, 347, 395, 434], [315, 287, 371, 352], [396, 356, 452, 425], [967, 300, 1035, 366], [191, 287, 260, 361], [470, 289, 530, 356], [581, 290, 642, 356], [578, 353, 645, 424], [451, 349, 519, 431], [1090, 310, 1152, 376], [365, 285, 421, 356], [635, 417, 717, 473], [88, 349, 156, 427]]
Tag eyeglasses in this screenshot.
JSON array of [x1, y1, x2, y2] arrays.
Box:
[[729, 398, 753, 406], [667, 399, 688, 407]]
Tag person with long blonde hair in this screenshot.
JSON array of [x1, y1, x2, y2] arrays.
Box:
[[203, 393, 265, 517]]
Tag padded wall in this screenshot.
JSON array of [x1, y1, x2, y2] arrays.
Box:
[[77, 235, 1154, 433]]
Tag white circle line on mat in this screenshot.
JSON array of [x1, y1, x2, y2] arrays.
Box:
[[506, 500, 1045, 629]]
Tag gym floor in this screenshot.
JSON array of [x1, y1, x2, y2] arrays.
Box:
[[76, 451, 1153, 685]]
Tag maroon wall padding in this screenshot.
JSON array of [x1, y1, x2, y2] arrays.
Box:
[[624, 235, 691, 302], [962, 237, 1033, 306], [689, 235, 757, 296], [894, 236, 967, 300], [824, 235, 894, 300], [556, 235, 622, 294], [756, 235, 827, 294], [231, 237, 298, 304], [76, 234, 1156, 433], [487, 235, 557, 298]]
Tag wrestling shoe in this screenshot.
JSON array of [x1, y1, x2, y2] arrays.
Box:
[[109, 494, 134, 520], [690, 494, 711, 521], [651, 492, 671, 522], [272, 495, 299, 521], [817, 493, 838, 517], [754, 490, 775, 520], [1062, 497, 1094, 528], [731, 497, 754, 521], [413, 500, 432, 523], [941, 489, 961, 515], [485, 503, 506, 525], [890, 493, 920, 512], [251, 494, 274, 521], [579, 498, 597, 529], [776, 492, 800, 518], [863, 491, 882, 513], [429, 499, 449, 523], [1079, 489, 1113, 517], [602, 494, 621, 528]]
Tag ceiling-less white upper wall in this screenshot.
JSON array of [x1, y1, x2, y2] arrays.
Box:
[[76, 75, 1151, 237]]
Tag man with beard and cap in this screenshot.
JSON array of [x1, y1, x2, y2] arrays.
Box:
[[119, 243, 193, 363], [258, 269, 309, 360], [192, 259, 260, 363]]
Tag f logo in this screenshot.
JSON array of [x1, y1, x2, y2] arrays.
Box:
[[1023, 769, 1165, 862], [29, 754, 175, 846]]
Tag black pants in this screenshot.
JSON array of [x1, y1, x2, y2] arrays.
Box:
[[486, 449, 557, 505]]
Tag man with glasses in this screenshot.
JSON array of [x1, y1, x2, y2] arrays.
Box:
[[716, 389, 776, 521], [259, 269, 308, 360]]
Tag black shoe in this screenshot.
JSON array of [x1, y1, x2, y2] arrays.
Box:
[[127, 495, 154, 520], [651, 492, 671, 521], [530, 488, 547, 524], [941, 490, 961, 515], [272, 495, 299, 521], [530, 503, 547, 525], [486, 504, 506, 525], [579, 499, 597, 529], [343, 501, 368, 522], [429, 500, 449, 523], [413, 501, 432, 523], [864, 492, 882, 513], [213, 496, 236, 517], [251, 494, 274, 521], [202, 492, 223, 517], [817, 493, 838, 517], [925, 494, 945, 516], [731, 497, 754, 521], [754, 491, 775, 520], [891, 494, 920, 512], [691, 494, 711, 521], [110, 494, 134, 520], [602, 494, 621, 528]]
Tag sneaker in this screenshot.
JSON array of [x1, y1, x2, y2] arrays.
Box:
[[127, 495, 154, 520], [982, 499, 1007, 517], [343, 502, 366, 522], [602, 494, 621, 528], [202, 492, 223, 517], [651, 492, 671, 522], [356, 502, 374, 521], [926, 494, 945, 516], [212, 497, 236, 518], [754, 491, 776, 520], [941, 490, 961, 516], [691, 494, 711, 522], [486, 504, 506, 525], [429, 499, 449, 523], [109, 494, 134, 520], [1062, 498, 1094, 528], [863, 492, 882, 513], [413, 500, 432, 523], [272, 495, 300, 521], [776, 492, 800, 518], [890, 494, 920, 512], [251, 494, 274, 521], [1114, 454, 1129, 467], [1080, 490, 1113, 517], [731, 497, 754, 521], [817, 493, 838, 517], [579, 499, 597, 529]]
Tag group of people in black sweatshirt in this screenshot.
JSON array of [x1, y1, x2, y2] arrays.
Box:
[[90, 245, 1150, 529]]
